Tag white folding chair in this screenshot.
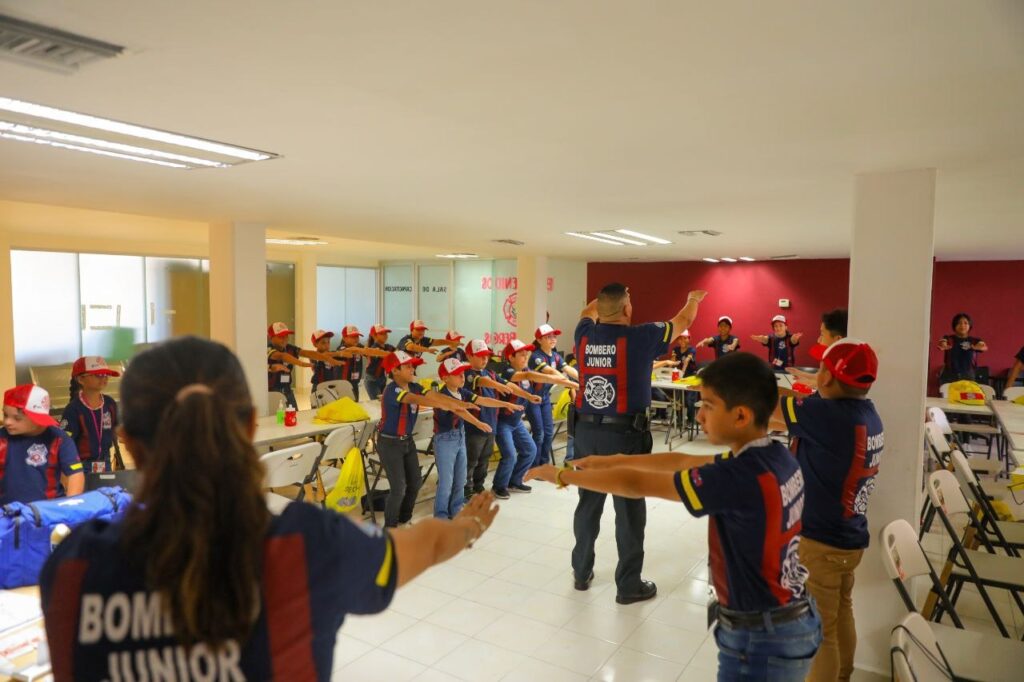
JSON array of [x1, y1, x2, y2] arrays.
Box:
[[949, 449, 1024, 556], [311, 385, 337, 409], [879, 519, 965, 629], [890, 613, 954, 682], [260, 442, 323, 514], [319, 380, 355, 402], [1004, 387, 1024, 402], [314, 426, 359, 500]]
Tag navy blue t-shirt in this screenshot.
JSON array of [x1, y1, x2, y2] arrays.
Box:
[[782, 394, 884, 550], [708, 335, 740, 359], [528, 349, 566, 400], [337, 346, 365, 383], [366, 340, 396, 378], [674, 438, 808, 612], [671, 347, 698, 377], [763, 333, 799, 370], [574, 318, 673, 416], [943, 335, 983, 378], [267, 343, 301, 391], [497, 365, 532, 424], [396, 335, 435, 358], [311, 359, 342, 389], [433, 386, 478, 433], [440, 347, 468, 363], [0, 426, 82, 505], [60, 394, 118, 470], [40, 502, 397, 682], [378, 382, 424, 437], [465, 368, 501, 433]]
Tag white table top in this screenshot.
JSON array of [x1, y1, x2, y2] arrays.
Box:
[[992, 400, 1024, 452], [924, 397, 994, 417], [652, 373, 794, 392], [254, 401, 382, 447]]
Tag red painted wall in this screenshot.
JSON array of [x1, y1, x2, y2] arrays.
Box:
[[586, 259, 1024, 395]]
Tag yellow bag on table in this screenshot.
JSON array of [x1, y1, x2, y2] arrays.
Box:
[[325, 447, 365, 513], [418, 378, 442, 393], [553, 388, 572, 420], [313, 397, 369, 424], [947, 380, 986, 406], [678, 375, 702, 387], [1013, 395, 1024, 405]]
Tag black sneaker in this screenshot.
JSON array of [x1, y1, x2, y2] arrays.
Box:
[[616, 580, 658, 605], [574, 571, 595, 591], [464, 489, 475, 500], [492, 487, 510, 500], [509, 483, 532, 494]]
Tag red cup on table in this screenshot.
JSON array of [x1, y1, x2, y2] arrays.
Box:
[[671, 369, 680, 381], [284, 406, 298, 427]]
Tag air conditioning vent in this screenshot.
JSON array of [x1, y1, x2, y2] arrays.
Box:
[[492, 239, 525, 246], [677, 230, 721, 237], [0, 13, 123, 74], [769, 254, 799, 260]]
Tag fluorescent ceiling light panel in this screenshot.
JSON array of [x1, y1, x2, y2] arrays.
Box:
[[0, 130, 187, 168], [266, 238, 327, 246], [720, 257, 737, 262], [593, 232, 648, 246], [566, 231, 626, 246], [702, 257, 719, 263], [436, 253, 478, 259], [740, 257, 756, 261], [615, 229, 672, 245]]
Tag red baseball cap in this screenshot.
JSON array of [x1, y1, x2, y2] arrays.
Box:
[[382, 350, 425, 374], [810, 338, 878, 389], [311, 329, 335, 344], [72, 356, 120, 378], [503, 339, 535, 359], [4, 384, 58, 428], [439, 358, 472, 378], [445, 330, 464, 342], [268, 322, 294, 337], [410, 320, 429, 331], [466, 339, 492, 357], [342, 325, 363, 338], [534, 324, 562, 340], [369, 324, 391, 336]]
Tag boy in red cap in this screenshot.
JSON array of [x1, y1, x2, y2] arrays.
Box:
[[463, 339, 515, 498], [334, 325, 390, 402], [396, 321, 460, 358], [527, 324, 580, 467], [1, 384, 84, 504], [61, 357, 121, 473], [752, 315, 803, 371], [365, 324, 396, 400], [437, 331, 468, 363], [771, 338, 883, 682], [267, 322, 344, 408]]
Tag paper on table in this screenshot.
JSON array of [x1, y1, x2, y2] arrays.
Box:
[[0, 592, 42, 636]]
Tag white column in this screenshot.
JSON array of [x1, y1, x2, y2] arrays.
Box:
[[0, 231, 15, 390], [209, 223, 269, 414], [294, 252, 318, 394], [516, 256, 548, 341], [848, 169, 936, 674]]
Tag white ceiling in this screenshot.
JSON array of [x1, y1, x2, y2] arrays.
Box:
[[1, 0, 1022, 262]]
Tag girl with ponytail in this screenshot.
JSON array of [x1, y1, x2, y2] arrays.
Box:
[[40, 336, 498, 681]]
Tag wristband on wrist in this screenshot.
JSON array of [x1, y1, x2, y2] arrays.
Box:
[[555, 465, 571, 489]]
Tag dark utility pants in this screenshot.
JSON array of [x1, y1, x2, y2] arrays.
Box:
[[377, 435, 421, 527], [571, 419, 653, 595], [465, 430, 495, 496]]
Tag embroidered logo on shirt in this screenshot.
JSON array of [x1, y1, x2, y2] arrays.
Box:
[[25, 443, 48, 467], [583, 376, 616, 409]]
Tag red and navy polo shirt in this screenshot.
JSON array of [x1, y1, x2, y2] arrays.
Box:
[[464, 368, 501, 433], [671, 347, 698, 376], [396, 335, 434, 359], [497, 365, 532, 424], [782, 394, 884, 550], [433, 387, 478, 434], [763, 333, 799, 370], [674, 438, 809, 613], [366, 340, 397, 378], [528, 348, 566, 400], [40, 502, 397, 682], [0, 426, 82, 505], [574, 318, 673, 417], [337, 347, 364, 383], [60, 394, 118, 468], [708, 335, 740, 359], [267, 343, 301, 391], [378, 382, 424, 437]]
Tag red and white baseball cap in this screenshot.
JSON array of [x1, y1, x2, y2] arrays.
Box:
[[311, 329, 335, 344], [369, 324, 392, 336], [503, 339, 535, 358], [680, 329, 690, 337], [534, 324, 562, 340], [466, 339, 492, 357], [445, 330, 464, 342], [771, 314, 788, 325], [718, 316, 733, 326], [268, 322, 294, 337], [439, 358, 472, 378], [410, 320, 429, 331], [4, 384, 58, 428], [810, 338, 879, 389], [342, 325, 363, 338], [72, 356, 120, 378], [382, 350, 425, 373]]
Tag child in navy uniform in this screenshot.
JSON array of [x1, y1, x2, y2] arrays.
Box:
[[527, 324, 580, 467], [774, 339, 882, 682], [39, 337, 499, 682], [61, 356, 120, 473], [1, 384, 83, 504], [310, 329, 343, 392], [437, 331, 468, 363], [936, 312, 987, 384], [365, 324, 397, 400], [337, 325, 390, 401], [752, 315, 803, 372], [786, 309, 847, 390], [697, 316, 740, 358], [463, 339, 515, 497], [432, 358, 512, 519], [396, 321, 459, 358], [528, 352, 821, 681], [267, 322, 343, 408]]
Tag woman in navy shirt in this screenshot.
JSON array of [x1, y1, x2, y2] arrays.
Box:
[[41, 337, 498, 682], [937, 312, 987, 383]]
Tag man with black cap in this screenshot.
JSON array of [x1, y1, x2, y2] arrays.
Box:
[[570, 283, 706, 604]]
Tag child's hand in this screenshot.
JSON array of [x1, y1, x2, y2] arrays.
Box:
[[493, 383, 514, 396], [508, 404, 525, 413], [524, 465, 559, 484], [527, 394, 543, 404], [791, 332, 803, 343], [572, 455, 617, 470], [937, 338, 952, 351], [426, 347, 439, 355]]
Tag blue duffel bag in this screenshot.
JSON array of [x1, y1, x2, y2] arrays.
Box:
[[0, 486, 132, 588]]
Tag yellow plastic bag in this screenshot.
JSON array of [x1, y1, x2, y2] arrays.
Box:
[[314, 397, 370, 424], [947, 380, 985, 406], [325, 446, 365, 513], [678, 375, 702, 387], [553, 388, 572, 420], [1013, 395, 1024, 406], [419, 378, 442, 393]]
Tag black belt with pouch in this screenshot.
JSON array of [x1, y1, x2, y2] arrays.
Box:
[[575, 411, 651, 432]]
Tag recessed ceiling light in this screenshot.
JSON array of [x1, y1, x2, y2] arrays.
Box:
[[266, 237, 327, 246], [614, 229, 672, 245], [436, 253, 478, 259], [702, 258, 720, 263], [720, 257, 737, 263], [0, 96, 278, 169], [566, 231, 626, 246], [740, 257, 756, 262], [593, 232, 648, 246]]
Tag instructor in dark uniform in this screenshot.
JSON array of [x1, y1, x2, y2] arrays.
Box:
[[571, 283, 706, 604]]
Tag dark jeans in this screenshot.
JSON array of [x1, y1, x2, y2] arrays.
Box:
[[525, 397, 556, 467], [571, 420, 653, 595], [365, 374, 386, 400], [465, 430, 495, 495], [377, 435, 422, 527], [714, 603, 822, 681]]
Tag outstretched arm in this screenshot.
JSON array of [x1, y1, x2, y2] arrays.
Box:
[[668, 291, 707, 335]]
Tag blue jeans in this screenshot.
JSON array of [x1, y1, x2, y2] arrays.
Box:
[[494, 418, 536, 489], [432, 428, 467, 519], [525, 397, 555, 467], [714, 603, 822, 681], [365, 374, 387, 401], [565, 435, 575, 462]]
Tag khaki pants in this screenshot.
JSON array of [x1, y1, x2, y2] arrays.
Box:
[[800, 537, 864, 682]]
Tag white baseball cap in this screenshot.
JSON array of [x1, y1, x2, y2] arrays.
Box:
[[466, 339, 492, 357], [771, 314, 788, 324], [439, 358, 472, 378], [534, 324, 562, 340], [4, 384, 58, 428]]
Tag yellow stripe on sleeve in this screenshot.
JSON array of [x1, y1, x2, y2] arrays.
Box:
[[69, 462, 83, 471], [786, 396, 797, 423], [397, 390, 409, 403], [663, 323, 672, 343], [375, 535, 394, 587], [680, 471, 703, 511]]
